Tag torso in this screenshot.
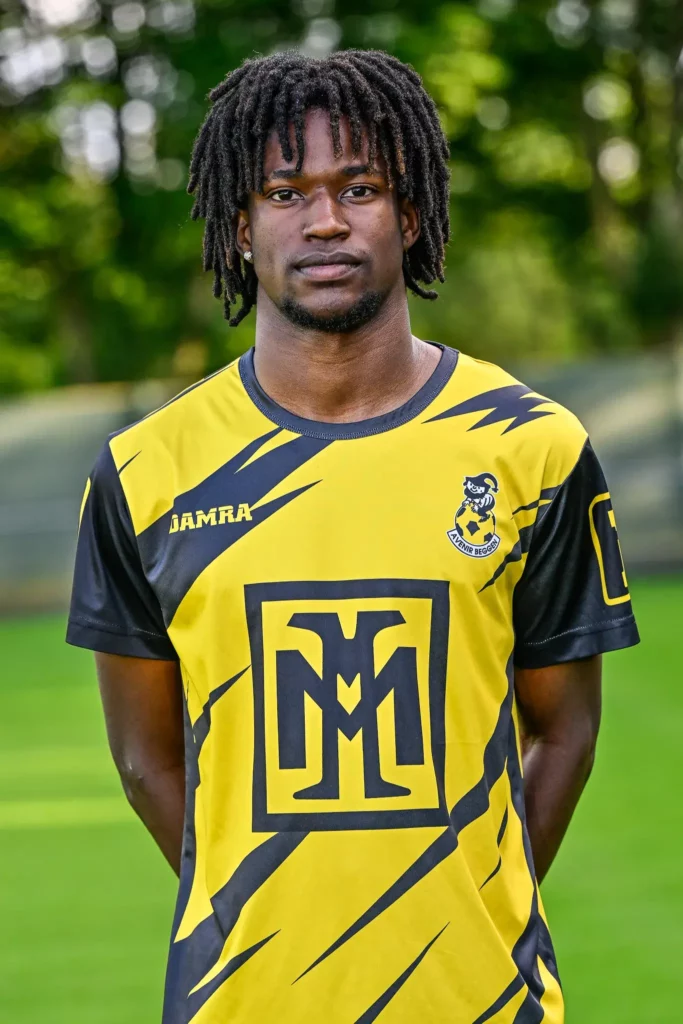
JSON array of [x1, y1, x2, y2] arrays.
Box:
[[110, 344, 579, 1023]]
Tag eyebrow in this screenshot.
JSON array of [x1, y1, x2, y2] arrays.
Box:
[[267, 168, 303, 181], [264, 163, 379, 182], [341, 164, 376, 177]]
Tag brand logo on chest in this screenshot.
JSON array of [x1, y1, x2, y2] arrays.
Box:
[[169, 504, 253, 533]]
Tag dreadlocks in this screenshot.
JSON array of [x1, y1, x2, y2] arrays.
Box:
[[187, 49, 451, 327]]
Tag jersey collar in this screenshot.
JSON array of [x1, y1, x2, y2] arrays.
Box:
[[238, 343, 459, 441]]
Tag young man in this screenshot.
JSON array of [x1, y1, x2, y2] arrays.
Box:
[[67, 50, 639, 1024]]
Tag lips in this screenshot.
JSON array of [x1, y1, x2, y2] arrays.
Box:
[[294, 251, 362, 282]]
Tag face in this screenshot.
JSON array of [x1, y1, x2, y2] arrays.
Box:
[[236, 107, 420, 332]]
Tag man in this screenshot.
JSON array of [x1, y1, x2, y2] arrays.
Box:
[[67, 50, 639, 1024]]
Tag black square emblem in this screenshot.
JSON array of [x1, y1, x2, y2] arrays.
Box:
[[245, 579, 450, 832]]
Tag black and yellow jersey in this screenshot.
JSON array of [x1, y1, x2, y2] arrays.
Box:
[[67, 343, 638, 1024]]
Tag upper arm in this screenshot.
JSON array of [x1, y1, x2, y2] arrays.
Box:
[[512, 439, 636, 748], [513, 439, 639, 670], [66, 441, 183, 772], [515, 657, 602, 749], [95, 652, 185, 776], [66, 442, 177, 661]]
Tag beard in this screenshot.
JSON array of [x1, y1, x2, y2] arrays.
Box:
[[278, 289, 385, 333]]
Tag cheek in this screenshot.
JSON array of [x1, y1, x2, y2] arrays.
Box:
[[250, 210, 291, 268], [251, 219, 277, 264], [366, 201, 403, 243], [366, 210, 405, 275]]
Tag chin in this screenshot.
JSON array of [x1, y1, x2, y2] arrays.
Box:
[[279, 291, 385, 333]]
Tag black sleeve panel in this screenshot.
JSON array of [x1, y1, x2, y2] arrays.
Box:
[[66, 443, 177, 661], [513, 440, 639, 669]]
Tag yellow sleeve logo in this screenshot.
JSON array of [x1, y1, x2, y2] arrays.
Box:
[[588, 493, 630, 606]]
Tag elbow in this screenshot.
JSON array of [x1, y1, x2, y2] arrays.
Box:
[[574, 723, 598, 783], [582, 739, 597, 782], [117, 760, 154, 810], [538, 720, 598, 783]]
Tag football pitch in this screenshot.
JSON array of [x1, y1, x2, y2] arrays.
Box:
[[0, 577, 680, 1023]]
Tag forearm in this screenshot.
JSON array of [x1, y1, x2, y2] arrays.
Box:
[[120, 763, 186, 875], [95, 652, 187, 875], [515, 657, 601, 883], [522, 733, 595, 883]]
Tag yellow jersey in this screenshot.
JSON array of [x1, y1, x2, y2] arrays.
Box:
[[68, 344, 638, 1023]]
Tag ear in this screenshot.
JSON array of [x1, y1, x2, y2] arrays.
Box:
[[399, 197, 420, 252], [235, 209, 252, 257]]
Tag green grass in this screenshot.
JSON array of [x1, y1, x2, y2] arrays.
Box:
[[543, 577, 683, 1022], [0, 580, 680, 1022], [0, 621, 176, 1023]]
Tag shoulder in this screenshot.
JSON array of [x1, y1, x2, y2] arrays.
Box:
[[432, 351, 587, 484], [91, 357, 257, 535], [107, 359, 244, 469]]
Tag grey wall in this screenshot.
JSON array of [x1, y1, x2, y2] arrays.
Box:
[[519, 351, 683, 571], [0, 380, 175, 615]]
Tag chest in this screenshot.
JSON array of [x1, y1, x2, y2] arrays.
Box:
[[139, 431, 534, 636]]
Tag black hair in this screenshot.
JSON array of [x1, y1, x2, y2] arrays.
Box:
[[188, 49, 451, 326]]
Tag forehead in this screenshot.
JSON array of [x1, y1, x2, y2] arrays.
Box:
[[262, 107, 378, 179]]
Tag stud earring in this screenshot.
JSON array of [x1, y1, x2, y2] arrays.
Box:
[[243, 250, 253, 262]]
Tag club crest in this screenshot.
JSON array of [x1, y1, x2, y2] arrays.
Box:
[[448, 473, 501, 558]]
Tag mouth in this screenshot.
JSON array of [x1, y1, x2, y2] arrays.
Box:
[[294, 252, 363, 282]]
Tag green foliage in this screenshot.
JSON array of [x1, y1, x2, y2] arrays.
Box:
[[1, 0, 683, 391]]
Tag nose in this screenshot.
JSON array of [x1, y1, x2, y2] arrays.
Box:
[[302, 189, 350, 241]]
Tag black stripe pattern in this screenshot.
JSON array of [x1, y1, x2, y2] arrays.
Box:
[[479, 804, 509, 891], [479, 486, 560, 594], [184, 931, 279, 1020], [137, 427, 332, 622], [162, 667, 303, 1023], [191, 666, 249, 752], [472, 719, 561, 1023], [296, 661, 516, 983], [353, 924, 449, 1023], [425, 384, 555, 434], [512, 487, 560, 516], [162, 833, 307, 1024]]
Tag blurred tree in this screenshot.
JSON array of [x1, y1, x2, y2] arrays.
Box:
[[1, 0, 682, 392]]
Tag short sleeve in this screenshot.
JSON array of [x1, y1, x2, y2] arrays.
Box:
[[66, 443, 177, 661], [513, 439, 640, 668]]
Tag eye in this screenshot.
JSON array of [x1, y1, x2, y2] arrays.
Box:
[[342, 184, 377, 200], [269, 188, 301, 203]]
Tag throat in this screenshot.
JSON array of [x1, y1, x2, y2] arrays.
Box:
[[251, 335, 442, 425]]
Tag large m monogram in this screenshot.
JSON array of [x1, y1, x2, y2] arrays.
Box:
[[246, 579, 450, 832], [277, 611, 423, 800]]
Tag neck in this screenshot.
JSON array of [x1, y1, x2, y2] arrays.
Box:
[[252, 282, 440, 424]]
